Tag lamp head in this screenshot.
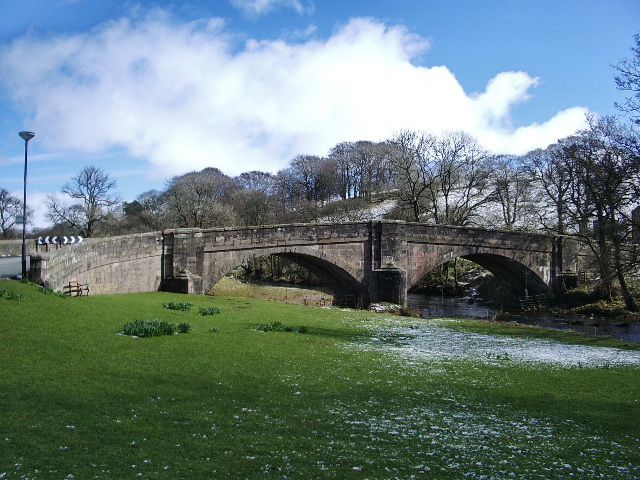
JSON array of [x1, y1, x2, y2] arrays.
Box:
[[19, 131, 35, 141]]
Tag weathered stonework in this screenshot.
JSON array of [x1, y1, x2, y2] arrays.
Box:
[[30, 232, 163, 294], [30, 221, 589, 307]]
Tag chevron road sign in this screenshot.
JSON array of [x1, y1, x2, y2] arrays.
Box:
[[38, 235, 83, 245]]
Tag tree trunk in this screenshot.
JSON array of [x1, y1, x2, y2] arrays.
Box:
[[453, 257, 459, 288], [594, 216, 614, 301], [612, 236, 639, 311]]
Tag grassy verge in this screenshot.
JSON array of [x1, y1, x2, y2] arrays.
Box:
[[1, 279, 639, 479], [209, 276, 333, 306]]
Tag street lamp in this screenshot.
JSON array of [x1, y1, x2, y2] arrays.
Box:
[[18, 131, 35, 280]]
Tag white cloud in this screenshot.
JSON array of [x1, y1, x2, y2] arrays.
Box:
[[0, 13, 588, 179], [230, 0, 314, 17], [476, 106, 589, 155]]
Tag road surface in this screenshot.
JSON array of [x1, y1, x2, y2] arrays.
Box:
[[0, 256, 29, 278]]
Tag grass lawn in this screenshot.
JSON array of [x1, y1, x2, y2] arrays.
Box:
[[1, 279, 639, 479]]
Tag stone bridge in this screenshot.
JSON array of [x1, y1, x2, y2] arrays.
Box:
[[30, 221, 587, 307]]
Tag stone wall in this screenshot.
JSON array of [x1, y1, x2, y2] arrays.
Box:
[[0, 239, 38, 257], [31, 232, 163, 294]]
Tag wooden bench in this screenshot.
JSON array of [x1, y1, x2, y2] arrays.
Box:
[[64, 280, 90, 297]]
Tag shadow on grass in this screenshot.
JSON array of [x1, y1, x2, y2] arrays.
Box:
[[244, 323, 369, 341]]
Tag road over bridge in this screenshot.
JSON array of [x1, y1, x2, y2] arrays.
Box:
[[30, 221, 587, 307]]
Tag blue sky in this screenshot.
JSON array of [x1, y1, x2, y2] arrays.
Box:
[[0, 0, 638, 228]]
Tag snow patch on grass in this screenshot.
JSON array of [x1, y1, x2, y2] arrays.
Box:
[[352, 317, 640, 367]]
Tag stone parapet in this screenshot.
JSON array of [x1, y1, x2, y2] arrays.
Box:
[[29, 221, 589, 308], [31, 232, 163, 294]]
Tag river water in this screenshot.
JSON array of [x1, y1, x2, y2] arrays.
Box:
[[407, 292, 640, 344]]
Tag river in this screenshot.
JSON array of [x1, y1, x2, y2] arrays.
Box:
[[407, 292, 640, 344]]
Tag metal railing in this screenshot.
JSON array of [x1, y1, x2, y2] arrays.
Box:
[[519, 294, 547, 311]]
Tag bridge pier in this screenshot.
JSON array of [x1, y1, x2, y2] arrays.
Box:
[[371, 266, 406, 306], [368, 221, 408, 306]]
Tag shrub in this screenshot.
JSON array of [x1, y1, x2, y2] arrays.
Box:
[[163, 302, 192, 312], [0, 288, 7, 297], [121, 319, 190, 338], [258, 321, 284, 332], [197, 307, 222, 315], [5, 292, 24, 301]]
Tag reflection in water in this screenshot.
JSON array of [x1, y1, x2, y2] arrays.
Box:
[[407, 292, 640, 343], [408, 293, 495, 319], [514, 316, 640, 344]]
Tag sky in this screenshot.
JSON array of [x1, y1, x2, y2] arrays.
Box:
[[0, 0, 638, 229]]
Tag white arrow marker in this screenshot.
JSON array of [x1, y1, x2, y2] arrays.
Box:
[[51, 236, 58, 244], [69, 236, 76, 244], [77, 236, 83, 243]]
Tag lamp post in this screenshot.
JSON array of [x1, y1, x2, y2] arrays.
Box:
[[18, 131, 35, 280]]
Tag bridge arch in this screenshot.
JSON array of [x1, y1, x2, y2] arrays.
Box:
[[461, 253, 550, 297], [198, 245, 368, 307], [408, 250, 552, 300]]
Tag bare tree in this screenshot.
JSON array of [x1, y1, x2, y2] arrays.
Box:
[[236, 171, 277, 195], [426, 131, 493, 226], [0, 188, 32, 239], [329, 141, 392, 202], [490, 155, 536, 229], [561, 117, 639, 310], [280, 155, 337, 203], [120, 189, 171, 232], [388, 130, 437, 222], [46, 166, 120, 237], [351, 141, 391, 202], [165, 168, 236, 228], [328, 142, 356, 200], [614, 32, 640, 125], [232, 189, 279, 227], [136, 189, 170, 230], [527, 146, 573, 235]]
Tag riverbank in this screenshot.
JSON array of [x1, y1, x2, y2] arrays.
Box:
[[212, 278, 640, 343], [496, 309, 640, 344]]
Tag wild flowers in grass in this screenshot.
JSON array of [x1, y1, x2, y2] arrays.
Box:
[[5, 292, 24, 300], [177, 322, 191, 334], [0, 287, 24, 300], [122, 319, 191, 337], [197, 306, 222, 315], [163, 301, 192, 311]]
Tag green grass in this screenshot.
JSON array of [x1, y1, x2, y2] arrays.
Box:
[[1, 278, 639, 479]]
